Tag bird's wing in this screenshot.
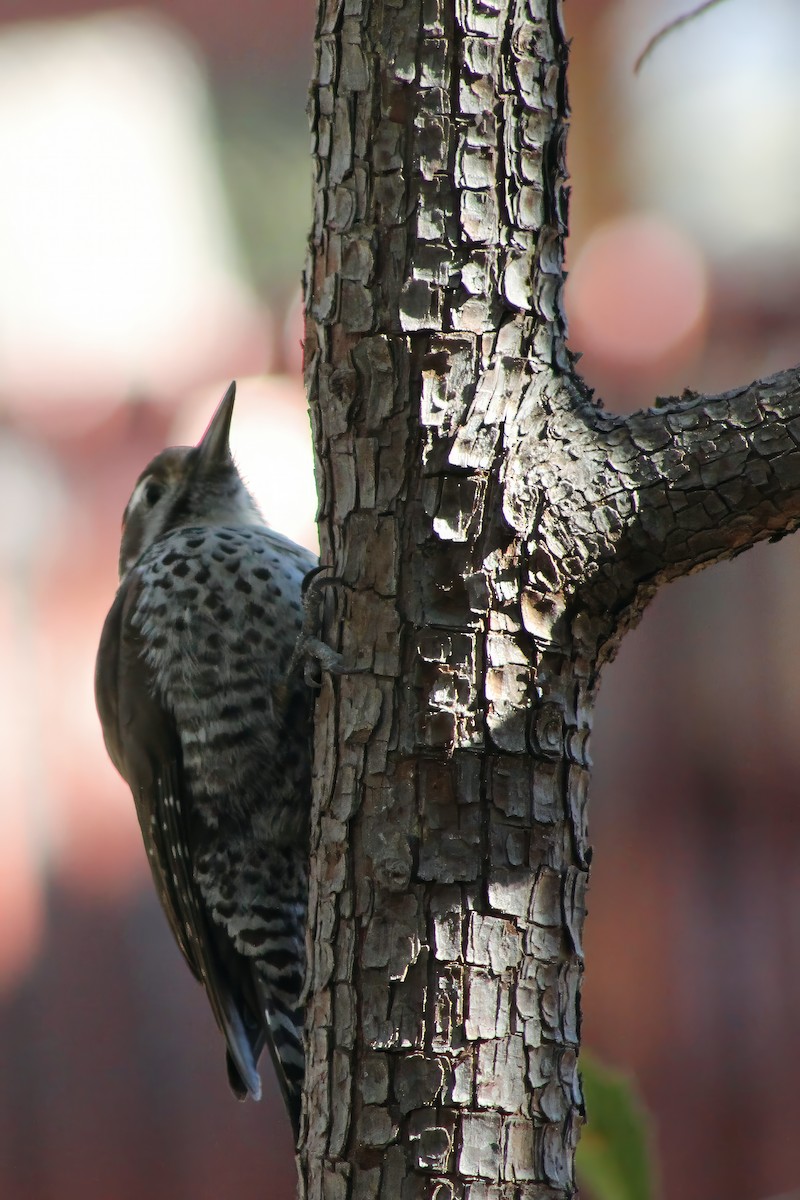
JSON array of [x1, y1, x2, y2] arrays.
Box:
[[94, 575, 262, 1100]]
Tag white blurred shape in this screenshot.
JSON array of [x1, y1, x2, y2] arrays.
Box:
[[0, 433, 68, 987], [616, 0, 800, 261], [0, 433, 66, 570], [174, 377, 319, 553], [0, 12, 266, 406]]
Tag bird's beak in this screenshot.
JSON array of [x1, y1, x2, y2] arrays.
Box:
[[196, 381, 236, 468]]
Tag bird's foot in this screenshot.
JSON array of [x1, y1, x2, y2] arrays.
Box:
[[289, 567, 366, 686]]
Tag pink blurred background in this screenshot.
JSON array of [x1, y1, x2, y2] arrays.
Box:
[[0, 1, 798, 1197]]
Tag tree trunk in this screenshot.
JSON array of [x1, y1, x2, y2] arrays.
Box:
[[300, 0, 800, 1196]]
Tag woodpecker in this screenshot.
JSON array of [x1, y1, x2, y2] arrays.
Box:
[[95, 383, 315, 1138]]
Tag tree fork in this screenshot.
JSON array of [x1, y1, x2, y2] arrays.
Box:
[[301, 0, 800, 1195]]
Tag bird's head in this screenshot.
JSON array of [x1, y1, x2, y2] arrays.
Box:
[[118, 382, 264, 579]]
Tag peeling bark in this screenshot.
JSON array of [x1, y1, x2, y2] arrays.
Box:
[[299, 0, 800, 1196]]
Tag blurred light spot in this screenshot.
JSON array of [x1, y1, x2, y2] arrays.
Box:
[[0, 433, 67, 570], [566, 214, 708, 367], [174, 377, 318, 553], [0, 12, 267, 408]]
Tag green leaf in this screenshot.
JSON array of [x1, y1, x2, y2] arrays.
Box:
[[576, 1052, 658, 1200]]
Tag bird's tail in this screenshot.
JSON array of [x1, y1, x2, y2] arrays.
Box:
[[253, 952, 305, 1139]]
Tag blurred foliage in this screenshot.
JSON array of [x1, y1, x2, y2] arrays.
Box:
[[212, 72, 312, 303], [577, 1052, 658, 1200]]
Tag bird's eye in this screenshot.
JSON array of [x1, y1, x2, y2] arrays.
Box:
[[144, 482, 164, 507]]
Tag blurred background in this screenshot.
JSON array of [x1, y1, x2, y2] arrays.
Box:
[[0, 0, 797, 1197]]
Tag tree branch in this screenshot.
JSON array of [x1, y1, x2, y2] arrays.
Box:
[[634, 0, 730, 74], [573, 366, 800, 659], [469, 364, 800, 667]]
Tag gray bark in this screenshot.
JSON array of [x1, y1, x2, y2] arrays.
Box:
[[300, 0, 800, 1196]]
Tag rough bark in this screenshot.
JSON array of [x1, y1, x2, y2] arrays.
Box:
[[300, 0, 800, 1196]]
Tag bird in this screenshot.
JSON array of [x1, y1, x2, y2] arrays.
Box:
[[95, 382, 316, 1139]]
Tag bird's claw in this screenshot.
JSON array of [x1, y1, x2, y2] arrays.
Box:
[[289, 567, 365, 685]]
